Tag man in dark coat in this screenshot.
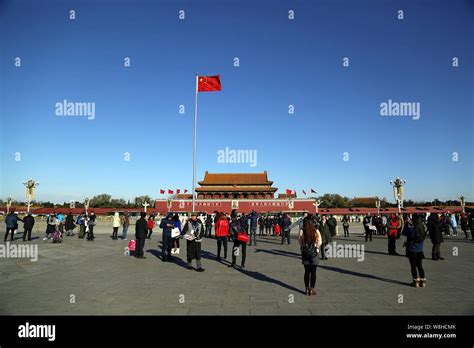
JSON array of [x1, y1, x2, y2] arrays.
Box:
[[22, 213, 35, 241], [4, 212, 17, 242], [327, 215, 337, 237], [248, 210, 258, 246], [135, 212, 148, 259], [280, 213, 292, 245], [180, 212, 205, 271], [427, 213, 444, 260], [469, 212, 474, 241], [160, 212, 174, 261], [319, 215, 332, 260]]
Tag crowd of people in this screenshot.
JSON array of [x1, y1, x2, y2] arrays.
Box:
[[3, 208, 474, 295]]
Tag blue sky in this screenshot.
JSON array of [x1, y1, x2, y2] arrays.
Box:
[[1, 0, 473, 203]]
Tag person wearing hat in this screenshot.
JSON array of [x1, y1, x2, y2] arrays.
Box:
[[159, 212, 175, 261], [180, 212, 205, 271]]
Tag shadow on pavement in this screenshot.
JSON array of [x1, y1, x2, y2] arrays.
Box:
[[319, 265, 411, 287]]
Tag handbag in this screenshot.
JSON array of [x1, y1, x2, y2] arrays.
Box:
[[171, 227, 180, 238], [236, 232, 249, 244]]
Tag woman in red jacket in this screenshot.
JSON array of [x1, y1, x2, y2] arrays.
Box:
[[387, 214, 400, 255], [215, 212, 230, 261], [146, 215, 155, 239]]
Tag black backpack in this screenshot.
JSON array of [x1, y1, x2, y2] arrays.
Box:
[[302, 243, 318, 259]]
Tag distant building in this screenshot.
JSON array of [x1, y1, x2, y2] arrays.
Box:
[[195, 171, 277, 199]]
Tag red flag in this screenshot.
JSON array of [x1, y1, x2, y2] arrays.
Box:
[[294, 189, 297, 198], [160, 189, 165, 194], [184, 189, 188, 193], [168, 189, 174, 194], [302, 190, 306, 195], [176, 189, 181, 194], [198, 75, 222, 92], [311, 188, 317, 194], [285, 189, 292, 196]]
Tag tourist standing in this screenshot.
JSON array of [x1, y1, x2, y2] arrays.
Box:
[[402, 214, 427, 287], [327, 215, 337, 237], [280, 213, 292, 245], [172, 214, 182, 255], [215, 212, 230, 261], [147, 215, 155, 239], [135, 212, 148, 259], [205, 214, 213, 238], [87, 211, 96, 241], [180, 212, 205, 271], [248, 210, 258, 246], [298, 217, 321, 296], [159, 213, 174, 261], [342, 215, 350, 237], [460, 213, 469, 239], [65, 212, 76, 236], [469, 212, 474, 241], [22, 213, 35, 242], [363, 213, 372, 242], [427, 213, 444, 260], [450, 213, 458, 236], [121, 212, 130, 240], [258, 215, 265, 236], [387, 214, 400, 255], [111, 212, 120, 240], [319, 215, 332, 260], [228, 212, 247, 268], [4, 211, 17, 242]]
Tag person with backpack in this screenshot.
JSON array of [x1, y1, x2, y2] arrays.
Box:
[[215, 212, 230, 261], [65, 212, 76, 236], [180, 212, 205, 271], [299, 216, 322, 296], [228, 212, 248, 269], [146, 215, 155, 239], [22, 213, 35, 242], [402, 214, 427, 287], [43, 212, 56, 241]]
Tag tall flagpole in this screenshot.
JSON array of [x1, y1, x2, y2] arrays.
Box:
[[192, 73, 199, 212]]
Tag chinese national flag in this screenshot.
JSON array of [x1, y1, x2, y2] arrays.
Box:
[[160, 189, 165, 194], [168, 189, 174, 194], [184, 189, 188, 193], [198, 75, 222, 92], [311, 188, 317, 194], [285, 189, 292, 196], [176, 189, 181, 194], [302, 190, 306, 195]]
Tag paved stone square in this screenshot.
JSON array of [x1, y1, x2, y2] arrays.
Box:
[[0, 222, 473, 315]]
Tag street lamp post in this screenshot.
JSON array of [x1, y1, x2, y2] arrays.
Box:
[[142, 201, 149, 213], [6, 197, 12, 214], [460, 195, 466, 214], [375, 197, 381, 215], [389, 177, 406, 213], [84, 198, 90, 215], [23, 179, 39, 213]]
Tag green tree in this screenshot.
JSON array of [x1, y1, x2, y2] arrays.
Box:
[[134, 195, 153, 208], [90, 194, 112, 207]]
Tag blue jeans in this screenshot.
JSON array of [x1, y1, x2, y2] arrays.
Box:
[[249, 227, 257, 245], [451, 225, 457, 235], [122, 224, 128, 239]]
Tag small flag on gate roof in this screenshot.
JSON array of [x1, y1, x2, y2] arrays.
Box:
[[160, 189, 165, 194]]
